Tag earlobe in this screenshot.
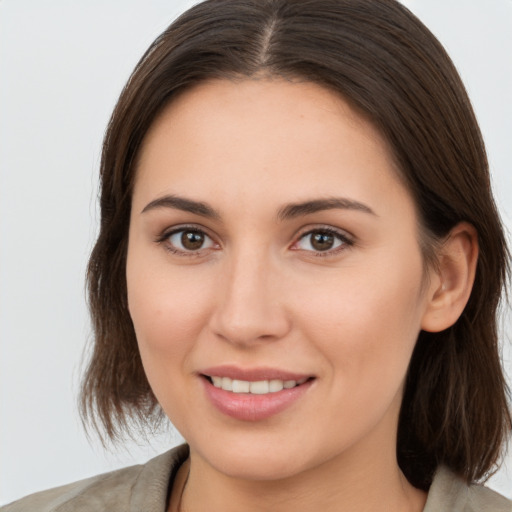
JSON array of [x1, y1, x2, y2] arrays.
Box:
[[421, 222, 479, 333]]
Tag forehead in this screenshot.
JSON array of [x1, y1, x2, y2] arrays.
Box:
[[140, 78, 384, 161], [133, 78, 412, 220]]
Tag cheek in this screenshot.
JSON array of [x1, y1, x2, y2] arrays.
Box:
[[126, 245, 214, 368], [294, 251, 426, 393], [126, 252, 218, 425]]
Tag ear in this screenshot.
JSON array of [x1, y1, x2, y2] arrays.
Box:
[[421, 222, 479, 333]]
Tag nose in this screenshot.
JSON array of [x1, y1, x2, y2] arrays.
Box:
[[209, 250, 292, 347]]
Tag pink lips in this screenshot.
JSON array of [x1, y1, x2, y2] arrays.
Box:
[[200, 365, 314, 422], [201, 365, 311, 382]]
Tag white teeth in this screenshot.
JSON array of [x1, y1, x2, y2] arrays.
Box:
[[221, 377, 233, 391], [249, 380, 269, 394], [210, 376, 308, 394], [232, 379, 250, 393], [269, 379, 284, 392]]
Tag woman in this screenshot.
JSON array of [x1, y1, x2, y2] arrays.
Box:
[[3, 0, 510, 510]]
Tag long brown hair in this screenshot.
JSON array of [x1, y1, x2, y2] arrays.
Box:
[[81, 0, 511, 489]]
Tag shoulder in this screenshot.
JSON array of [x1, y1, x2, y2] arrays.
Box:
[[1, 444, 189, 512], [425, 466, 512, 512]]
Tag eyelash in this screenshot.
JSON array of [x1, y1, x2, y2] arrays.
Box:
[[292, 227, 354, 257], [155, 225, 218, 257], [155, 225, 354, 258]]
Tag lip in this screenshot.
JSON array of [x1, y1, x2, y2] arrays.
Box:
[[199, 366, 315, 422], [200, 365, 311, 382]]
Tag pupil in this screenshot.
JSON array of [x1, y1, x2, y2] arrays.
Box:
[[181, 231, 204, 250], [311, 232, 334, 251]]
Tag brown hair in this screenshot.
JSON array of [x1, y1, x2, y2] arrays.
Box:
[[81, 0, 511, 490]]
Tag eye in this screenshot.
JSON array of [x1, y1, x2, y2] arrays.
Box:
[[293, 228, 351, 254], [164, 228, 216, 253]]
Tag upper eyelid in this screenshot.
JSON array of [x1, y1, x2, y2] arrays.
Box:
[[157, 226, 219, 256], [160, 223, 216, 239], [290, 226, 355, 256], [294, 224, 354, 241], [156, 224, 218, 249]]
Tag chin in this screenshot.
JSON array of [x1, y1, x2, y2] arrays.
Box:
[[188, 430, 334, 482], [207, 449, 307, 481]]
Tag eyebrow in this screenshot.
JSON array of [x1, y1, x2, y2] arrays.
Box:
[[141, 194, 375, 220], [277, 197, 376, 220], [141, 195, 221, 219]]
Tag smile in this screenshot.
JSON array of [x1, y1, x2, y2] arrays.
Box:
[[208, 376, 309, 394], [200, 367, 315, 421]]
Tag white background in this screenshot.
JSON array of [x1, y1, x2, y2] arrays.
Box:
[[1, 0, 511, 505]]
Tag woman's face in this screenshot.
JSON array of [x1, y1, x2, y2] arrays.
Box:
[[127, 79, 436, 480]]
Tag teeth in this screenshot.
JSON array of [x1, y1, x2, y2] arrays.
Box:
[[221, 377, 233, 391], [209, 376, 308, 394], [232, 379, 250, 393], [269, 379, 283, 392], [250, 380, 269, 394]]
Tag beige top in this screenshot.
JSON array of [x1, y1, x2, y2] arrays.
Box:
[[2, 444, 510, 511]]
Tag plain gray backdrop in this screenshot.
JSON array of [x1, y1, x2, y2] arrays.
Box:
[[1, 0, 511, 505]]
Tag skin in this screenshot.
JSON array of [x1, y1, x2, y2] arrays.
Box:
[[126, 79, 477, 512]]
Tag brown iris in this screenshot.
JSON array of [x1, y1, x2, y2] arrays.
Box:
[[310, 232, 335, 251], [181, 230, 205, 250]]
